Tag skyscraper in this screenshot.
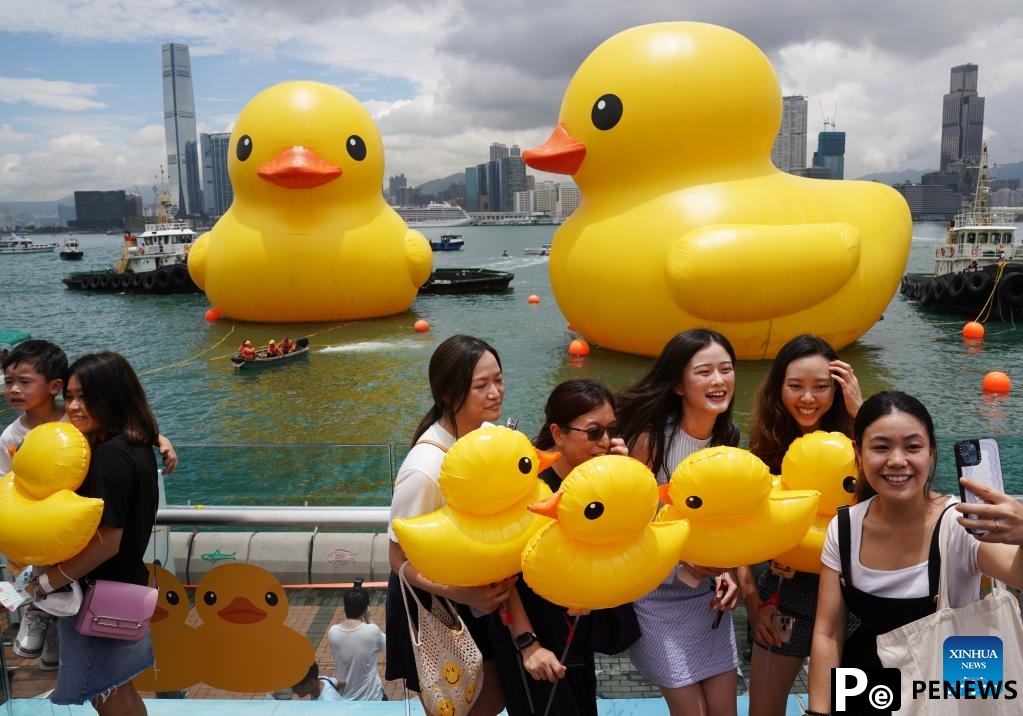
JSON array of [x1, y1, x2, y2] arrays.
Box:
[[490, 143, 509, 161], [940, 64, 984, 173], [201, 132, 233, 218], [464, 166, 479, 211], [771, 96, 808, 173], [500, 154, 527, 213], [162, 43, 203, 217], [812, 131, 846, 180]]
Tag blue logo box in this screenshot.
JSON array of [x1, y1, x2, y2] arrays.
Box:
[[943, 636, 1003, 685]]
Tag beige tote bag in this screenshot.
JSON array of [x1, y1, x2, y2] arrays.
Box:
[[876, 511, 1023, 715]]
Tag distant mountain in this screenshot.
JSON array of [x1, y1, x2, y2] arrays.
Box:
[[992, 161, 1023, 182], [416, 173, 464, 195], [5, 196, 76, 214], [856, 169, 929, 185]]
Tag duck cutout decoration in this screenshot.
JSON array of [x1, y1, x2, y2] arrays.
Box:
[[0, 422, 101, 565], [193, 562, 313, 692], [522, 23, 911, 360], [521, 454, 688, 611], [771, 431, 858, 573], [134, 564, 201, 692], [393, 426, 558, 586], [188, 81, 432, 323], [659, 446, 820, 567]]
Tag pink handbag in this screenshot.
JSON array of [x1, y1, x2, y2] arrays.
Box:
[[74, 579, 158, 642]]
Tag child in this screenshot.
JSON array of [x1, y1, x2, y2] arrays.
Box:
[[292, 662, 344, 701], [328, 579, 387, 700]]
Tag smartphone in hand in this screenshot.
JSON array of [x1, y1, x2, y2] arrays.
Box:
[[954, 438, 1005, 535]]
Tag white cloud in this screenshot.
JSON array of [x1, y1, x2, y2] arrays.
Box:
[[0, 76, 106, 111]]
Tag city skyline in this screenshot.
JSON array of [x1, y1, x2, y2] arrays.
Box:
[[1, 1, 1022, 201]]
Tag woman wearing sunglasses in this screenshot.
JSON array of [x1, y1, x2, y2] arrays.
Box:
[[616, 329, 741, 716], [492, 379, 640, 716]]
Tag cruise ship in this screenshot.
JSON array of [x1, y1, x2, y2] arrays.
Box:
[[395, 202, 473, 228]]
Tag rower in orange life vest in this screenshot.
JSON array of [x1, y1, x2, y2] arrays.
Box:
[[266, 339, 282, 358], [279, 337, 295, 355], [240, 341, 257, 361]]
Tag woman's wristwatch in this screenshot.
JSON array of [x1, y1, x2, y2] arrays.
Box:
[[513, 631, 538, 652]]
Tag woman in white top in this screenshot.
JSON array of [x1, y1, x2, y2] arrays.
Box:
[[385, 335, 515, 715], [806, 391, 1023, 715], [616, 328, 741, 716]]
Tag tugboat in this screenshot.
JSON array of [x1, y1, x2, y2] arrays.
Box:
[[63, 184, 200, 294], [59, 236, 84, 260], [900, 145, 1022, 321]]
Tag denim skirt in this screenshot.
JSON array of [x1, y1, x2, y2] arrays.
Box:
[[51, 615, 154, 705]]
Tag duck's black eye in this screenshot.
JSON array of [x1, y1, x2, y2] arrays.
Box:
[[591, 94, 623, 131], [685, 496, 703, 509], [843, 476, 856, 493], [236, 135, 253, 161], [265, 591, 279, 607], [584, 502, 604, 520], [203, 591, 217, 606], [518, 457, 532, 474], [346, 135, 367, 161], [165, 590, 180, 606]]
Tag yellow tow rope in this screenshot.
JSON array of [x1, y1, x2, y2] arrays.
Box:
[[139, 325, 237, 376], [972, 262, 1008, 324]]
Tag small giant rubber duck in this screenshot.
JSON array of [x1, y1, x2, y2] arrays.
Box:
[[0, 422, 100, 566], [521, 455, 687, 611], [188, 81, 432, 322], [660, 446, 820, 567], [522, 23, 911, 359], [771, 431, 858, 573], [134, 564, 202, 692], [193, 562, 313, 692], [393, 426, 558, 586]]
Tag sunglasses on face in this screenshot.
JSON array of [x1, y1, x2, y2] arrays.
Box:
[[561, 422, 619, 442]]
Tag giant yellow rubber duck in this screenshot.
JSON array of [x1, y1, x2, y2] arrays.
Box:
[[0, 422, 101, 565], [660, 446, 820, 567], [393, 426, 558, 586], [134, 564, 202, 692], [771, 431, 858, 573], [522, 23, 911, 360], [521, 455, 687, 611], [193, 563, 313, 692], [188, 81, 432, 322]]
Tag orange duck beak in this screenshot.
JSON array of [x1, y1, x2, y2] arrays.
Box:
[[218, 596, 267, 624], [522, 123, 586, 175], [258, 146, 342, 189], [151, 605, 169, 623], [528, 489, 563, 519], [534, 447, 561, 473], [658, 484, 674, 505]]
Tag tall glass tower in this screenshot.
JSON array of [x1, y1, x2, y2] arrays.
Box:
[[940, 64, 985, 173], [162, 43, 203, 217]]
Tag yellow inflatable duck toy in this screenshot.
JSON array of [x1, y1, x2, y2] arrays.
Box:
[[771, 431, 858, 573], [134, 564, 202, 692], [521, 455, 687, 611], [194, 562, 313, 692], [522, 23, 911, 360], [0, 422, 101, 566], [188, 81, 432, 322], [393, 426, 558, 586], [660, 446, 820, 567]]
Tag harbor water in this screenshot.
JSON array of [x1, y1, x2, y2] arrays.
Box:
[[2, 223, 1021, 506]]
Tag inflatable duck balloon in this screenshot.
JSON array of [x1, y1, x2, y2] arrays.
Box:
[[521, 455, 688, 611], [522, 23, 911, 360], [0, 422, 101, 565], [193, 563, 313, 692], [188, 81, 432, 322], [659, 446, 820, 567], [393, 426, 558, 586], [771, 431, 858, 573], [134, 564, 202, 691]]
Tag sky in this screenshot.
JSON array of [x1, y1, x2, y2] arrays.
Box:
[[1, 0, 1022, 202]]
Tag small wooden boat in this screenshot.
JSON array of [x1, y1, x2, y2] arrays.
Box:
[[419, 268, 514, 294], [429, 234, 465, 251], [231, 337, 310, 369]]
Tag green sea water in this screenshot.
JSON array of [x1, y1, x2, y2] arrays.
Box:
[[2, 223, 1021, 506]]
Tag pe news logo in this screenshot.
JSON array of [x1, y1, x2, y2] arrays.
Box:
[[831, 667, 901, 712], [944, 636, 1002, 685]]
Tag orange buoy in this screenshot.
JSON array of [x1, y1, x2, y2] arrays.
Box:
[[528, 294, 541, 304], [982, 371, 1011, 394], [568, 339, 591, 356], [413, 319, 430, 333], [962, 322, 985, 339], [204, 307, 222, 321]]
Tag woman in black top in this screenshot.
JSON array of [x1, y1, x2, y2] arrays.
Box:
[[490, 379, 640, 716], [25, 352, 160, 715]]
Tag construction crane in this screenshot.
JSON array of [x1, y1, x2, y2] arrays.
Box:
[[819, 101, 838, 131]]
